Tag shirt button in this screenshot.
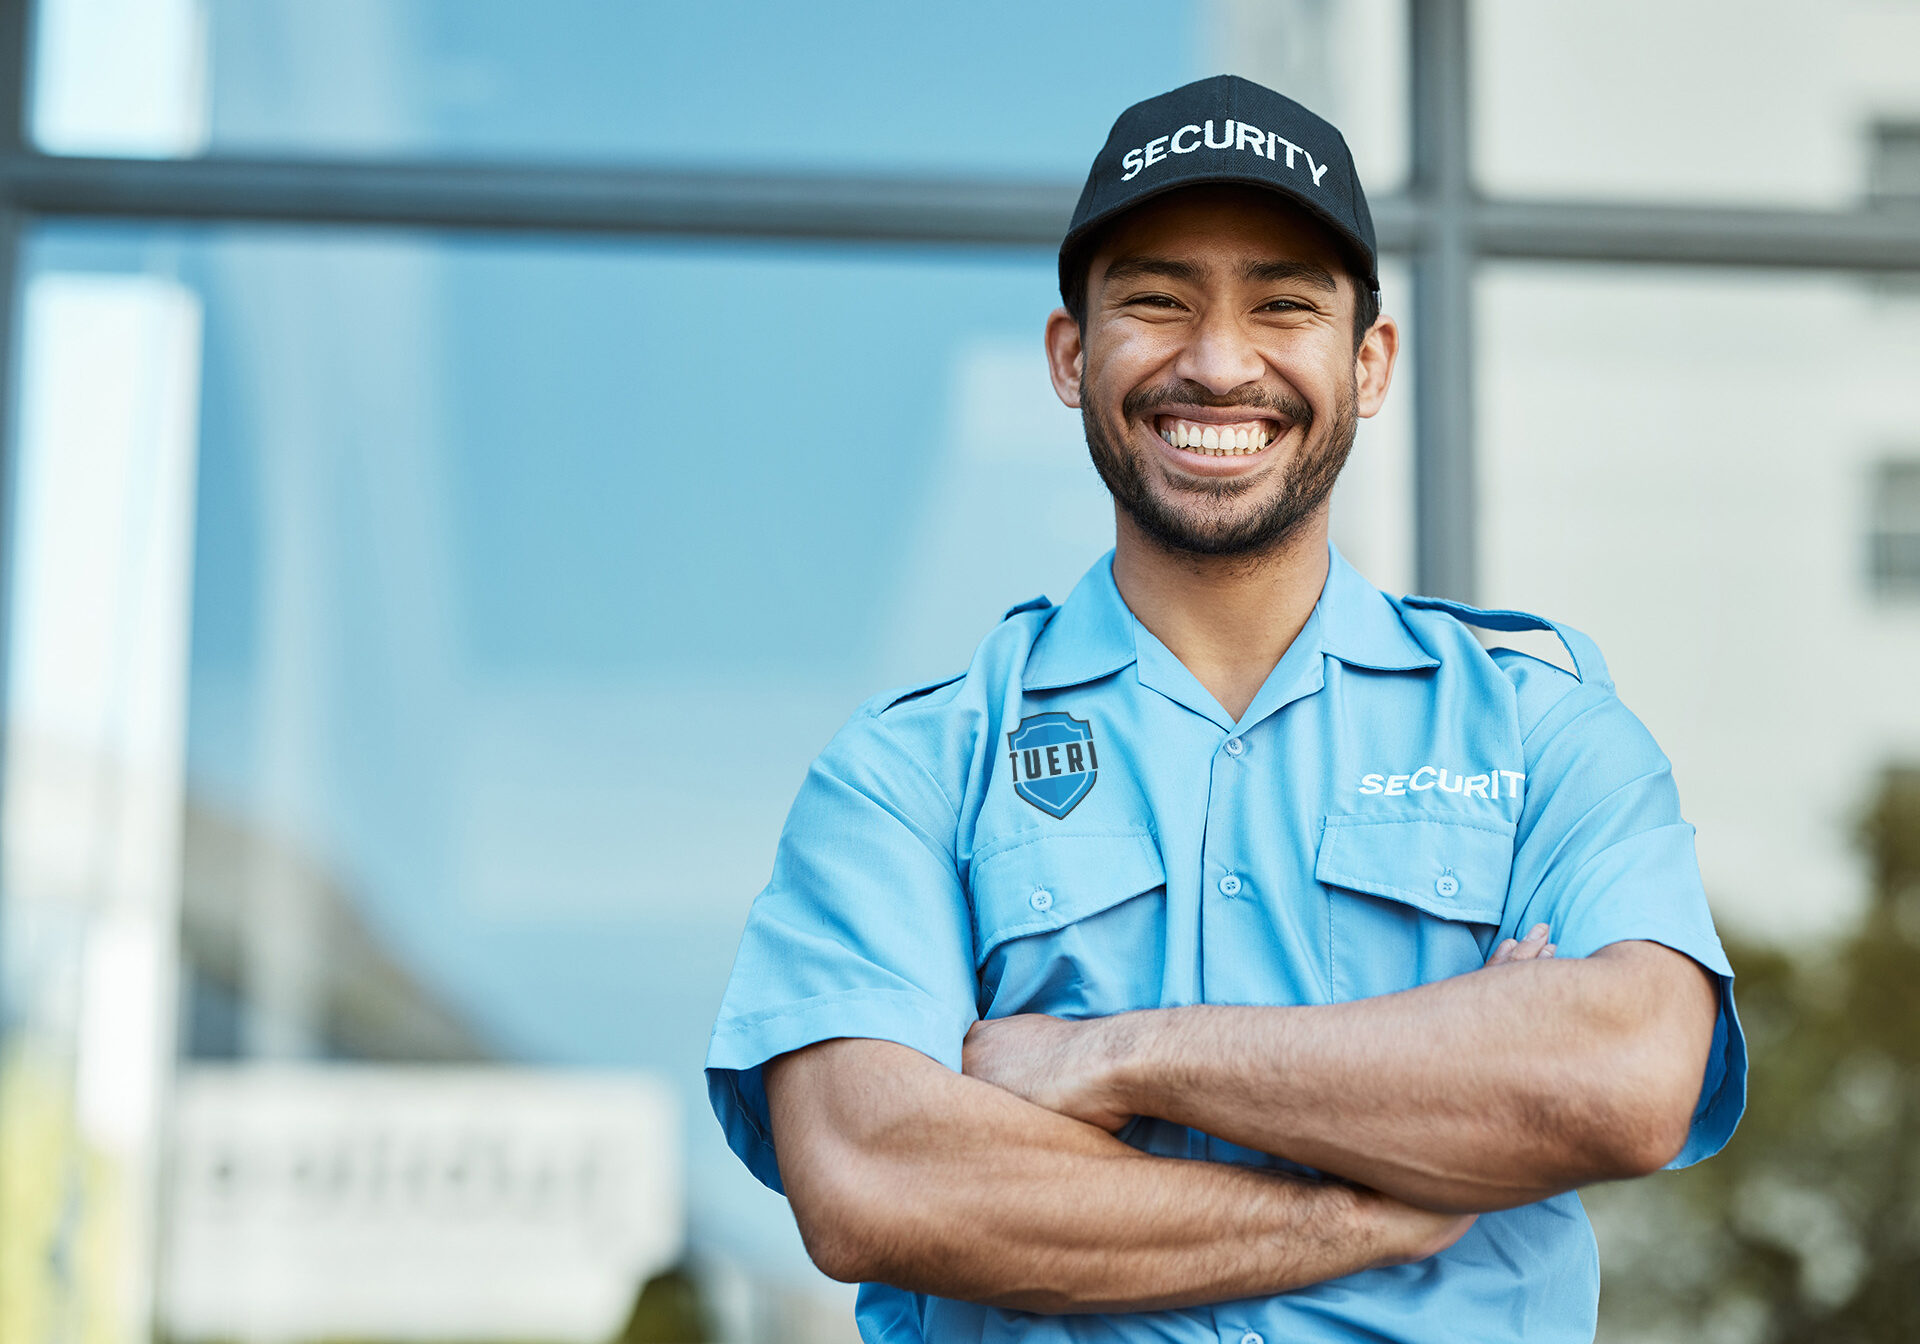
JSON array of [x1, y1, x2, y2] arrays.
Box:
[[1224, 736, 1246, 757], [1218, 874, 1242, 896], [1029, 888, 1054, 912], [1435, 873, 1460, 898], [1240, 1332, 1265, 1344]]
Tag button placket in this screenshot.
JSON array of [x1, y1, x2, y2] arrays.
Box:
[[1205, 733, 1251, 902]]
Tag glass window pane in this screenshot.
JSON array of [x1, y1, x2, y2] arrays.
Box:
[[1474, 0, 1920, 206], [1479, 262, 1920, 922], [29, 0, 1408, 190], [1, 222, 1118, 1341]]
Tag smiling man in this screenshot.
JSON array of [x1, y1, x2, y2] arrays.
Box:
[[707, 76, 1746, 1343]]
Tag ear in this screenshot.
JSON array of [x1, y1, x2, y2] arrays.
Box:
[[1044, 307, 1085, 409], [1353, 311, 1399, 419]]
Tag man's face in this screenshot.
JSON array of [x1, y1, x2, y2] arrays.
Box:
[[1046, 186, 1397, 558]]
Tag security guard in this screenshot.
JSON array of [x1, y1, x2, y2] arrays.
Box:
[[708, 75, 1745, 1342]]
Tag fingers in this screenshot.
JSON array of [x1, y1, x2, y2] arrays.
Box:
[[1486, 923, 1553, 966]]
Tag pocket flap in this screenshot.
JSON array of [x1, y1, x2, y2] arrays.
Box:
[[969, 829, 1165, 964], [1315, 815, 1513, 924]]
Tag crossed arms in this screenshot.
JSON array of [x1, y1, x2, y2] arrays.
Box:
[[763, 926, 1719, 1313]]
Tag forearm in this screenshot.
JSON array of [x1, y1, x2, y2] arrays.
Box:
[[1111, 945, 1716, 1211], [767, 1038, 1439, 1312]]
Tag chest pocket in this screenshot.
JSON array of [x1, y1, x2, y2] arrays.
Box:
[[968, 828, 1166, 1022], [1315, 815, 1515, 1002]]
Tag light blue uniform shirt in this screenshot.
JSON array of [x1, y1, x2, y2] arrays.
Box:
[[708, 546, 1746, 1343]]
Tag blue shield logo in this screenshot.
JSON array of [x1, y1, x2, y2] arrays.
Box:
[[1007, 712, 1099, 819]]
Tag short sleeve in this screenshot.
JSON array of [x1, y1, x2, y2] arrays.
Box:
[[1504, 679, 1748, 1169], [705, 708, 980, 1193]]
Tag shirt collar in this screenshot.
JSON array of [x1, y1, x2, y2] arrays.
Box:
[[1022, 544, 1436, 693], [1022, 552, 1138, 691], [1318, 545, 1442, 673]]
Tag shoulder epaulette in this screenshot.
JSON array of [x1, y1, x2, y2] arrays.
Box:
[[1400, 594, 1613, 690], [871, 671, 966, 715]]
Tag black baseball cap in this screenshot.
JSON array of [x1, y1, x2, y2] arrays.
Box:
[[1059, 74, 1379, 306]]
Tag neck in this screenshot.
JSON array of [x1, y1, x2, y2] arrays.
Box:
[[1110, 508, 1332, 723]]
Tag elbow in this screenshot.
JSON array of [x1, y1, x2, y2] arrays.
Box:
[[1573, 1049, 1700, 1180], [787, 1172, 890, 1283], [1561, 938, 1719, 1181], [1564, 1115, 1678, 1182], [800, 1222, 880, 1285], [784, 1147, 922, 1284], [1602, 1098, 1692, 1178]]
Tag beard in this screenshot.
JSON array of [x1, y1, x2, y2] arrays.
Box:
[[1082, 374, 1359, 559]]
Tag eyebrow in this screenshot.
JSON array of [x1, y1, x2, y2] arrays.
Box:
[[1241, 259, 1338, 292], [1101, 255, 1339, 293], [1101, 256, 1205, 287]]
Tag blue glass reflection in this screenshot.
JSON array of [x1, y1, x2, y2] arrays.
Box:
[[202, 0, 1201, 172], [26, 219, 1116, 1275]]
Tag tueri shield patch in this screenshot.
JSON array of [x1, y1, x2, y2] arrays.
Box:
[[1006, 712, 1099, 819]]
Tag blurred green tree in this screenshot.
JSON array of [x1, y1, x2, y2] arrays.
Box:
[[1589, 766, 1920, 1343], [608, 1264, 714, 1344]]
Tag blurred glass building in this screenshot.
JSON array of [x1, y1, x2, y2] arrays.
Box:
[[0, 3, 1916, 1343]]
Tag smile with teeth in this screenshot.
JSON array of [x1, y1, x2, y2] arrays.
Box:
[[1156, 416, 1276, 456]]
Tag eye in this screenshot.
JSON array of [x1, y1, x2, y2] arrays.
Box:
[[1125, 293, 1182, 309]]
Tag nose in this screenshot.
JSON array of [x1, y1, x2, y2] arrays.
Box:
[[1171, 309, 1265, 396]]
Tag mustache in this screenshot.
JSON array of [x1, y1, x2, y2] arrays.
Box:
[[1119, 380, 1313, 426]]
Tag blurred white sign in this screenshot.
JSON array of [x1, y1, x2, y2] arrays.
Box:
[[160, 1065, 683, 1344]]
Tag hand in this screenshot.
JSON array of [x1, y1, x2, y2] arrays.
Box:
[[962, 1013, 1134, 1132], [1348, 1184, 1480, 1266], [1485, 922, 1554, 967]]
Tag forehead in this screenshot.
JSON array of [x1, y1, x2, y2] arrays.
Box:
[[1088, 184, 1352, 285]]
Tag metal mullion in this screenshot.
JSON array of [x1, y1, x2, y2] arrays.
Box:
[[0, 0, 32, 1317], [1474, 196, 1920, 271], [0, 0, 35, 722], [0, 151, 1085, 245], [0, 12, 31, 789], [1409, 0, 1478, 601], [0, 0, 27, 153]]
